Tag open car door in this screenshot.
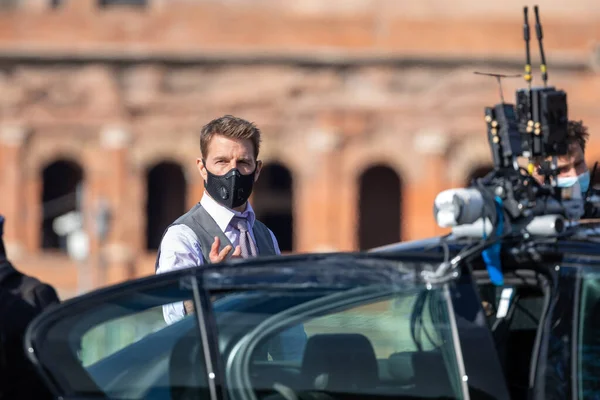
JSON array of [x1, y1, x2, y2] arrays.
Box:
[[24, 252, 511, 400]]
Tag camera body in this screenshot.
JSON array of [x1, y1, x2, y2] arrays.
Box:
[[433, 6, 589, 240], [486, 87, 569, 170], [477, 85, 578, 229], [515, 87, 569, 158]]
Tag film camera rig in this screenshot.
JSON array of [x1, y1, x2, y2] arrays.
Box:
[[434, 6, 584, 238], [425, 6, 600, 285], [486, 5, 568, 185], [433, 5, 592, 244]]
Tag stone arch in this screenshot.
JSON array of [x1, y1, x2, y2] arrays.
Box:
[[145, 161, 187, 251], [346, 149, 410, 185], [357, 164, 403, 250], [40, 159, 85, 251], [25, 144, 87, 181], [447, 136, 492, 186], [253, 161, 294, 252], [256, 142, 304, 182], [135, 151, 194, 183]]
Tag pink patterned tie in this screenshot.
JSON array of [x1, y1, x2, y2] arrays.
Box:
[[231, 216, 258, 258]]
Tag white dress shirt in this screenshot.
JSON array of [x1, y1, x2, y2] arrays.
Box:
[[157, 191, 280, 324]]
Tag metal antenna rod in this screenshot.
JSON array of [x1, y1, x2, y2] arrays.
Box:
[[523, 6, 532, 90], [534, 5, 548, 87]]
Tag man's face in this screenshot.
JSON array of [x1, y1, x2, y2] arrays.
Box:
[[197, 134, 262, 181], [532, 142, 588, 184]]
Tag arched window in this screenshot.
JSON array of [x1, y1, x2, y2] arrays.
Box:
[[41, 159, 84, 251], [146, 161, 187, 251], [252, 163, 294, 252], [358, 165, 402, 250]]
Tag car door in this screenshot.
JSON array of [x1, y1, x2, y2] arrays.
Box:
[[24, 252, 510, 400], [545, 247, 600, 400]]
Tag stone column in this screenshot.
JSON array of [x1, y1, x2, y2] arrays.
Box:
[[0, 125, 30, 259], [336, 171, 358, 252], [403, 130, 450, 240], [99, 126, 132, 241], [130, 164, 147, 256], [23, 171, 42, 253], [186, 166, 205, 210], [294, 127, 344, 253], [97, 126, 135, 286]]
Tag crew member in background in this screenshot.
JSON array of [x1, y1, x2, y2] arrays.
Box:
[[531, 120, 591, 194], [155, 115, 306, 360]]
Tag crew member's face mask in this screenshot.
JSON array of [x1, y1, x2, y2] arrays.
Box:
[[203, 161, 256, 209], [556, 170, 590, 194]]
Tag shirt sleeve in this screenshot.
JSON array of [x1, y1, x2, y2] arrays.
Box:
[[156, 225, 204, 325], [268, 229, 281, 255]]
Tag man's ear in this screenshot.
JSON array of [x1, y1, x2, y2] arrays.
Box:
[[254, 160, 263, 182], [197, 158, 208, 181]]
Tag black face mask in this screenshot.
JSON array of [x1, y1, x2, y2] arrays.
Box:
[[204, 162, 256, 209]]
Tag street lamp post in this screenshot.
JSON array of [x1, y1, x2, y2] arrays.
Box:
[[95, 198, 112, 287], [49, 182, 112, 294], [52, 211, 90, 294]]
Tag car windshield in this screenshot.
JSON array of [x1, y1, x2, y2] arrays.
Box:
[[27, 255, 466, 400]]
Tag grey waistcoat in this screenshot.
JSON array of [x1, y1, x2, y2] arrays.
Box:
[[154, 202, 276, 271]]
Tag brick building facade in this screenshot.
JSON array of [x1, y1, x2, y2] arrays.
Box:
[[0, 0, 599, 298]]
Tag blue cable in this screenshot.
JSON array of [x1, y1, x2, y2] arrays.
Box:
[[482, 196, 504, 286]]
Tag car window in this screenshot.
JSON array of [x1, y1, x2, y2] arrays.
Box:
[[303, 295, 441, 356], [577, 271, 600, 399], [233, 288, 464, 399], [80, 306, 166, 367]]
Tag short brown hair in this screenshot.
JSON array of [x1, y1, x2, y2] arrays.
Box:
[[567, 120, 589, 155], [533, 120, 590, 165], [200, 115, 261, 159]]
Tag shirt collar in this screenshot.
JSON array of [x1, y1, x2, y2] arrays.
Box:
[[200, 191, 256, 232]]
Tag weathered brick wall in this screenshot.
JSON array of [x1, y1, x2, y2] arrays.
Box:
[[0, 0, 598, 298]]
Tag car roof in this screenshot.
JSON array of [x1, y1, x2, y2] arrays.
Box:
[[371, 223, 600, 262]]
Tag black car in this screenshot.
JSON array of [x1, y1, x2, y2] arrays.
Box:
[[22, 224, 600, 400], [24, 248, 515, 400]]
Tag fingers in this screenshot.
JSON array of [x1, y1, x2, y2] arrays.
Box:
[[210, 237, 232, 262], [218, 245, 233, 259], [209, 237, 243, 263], [210, 237, 220, 257]]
